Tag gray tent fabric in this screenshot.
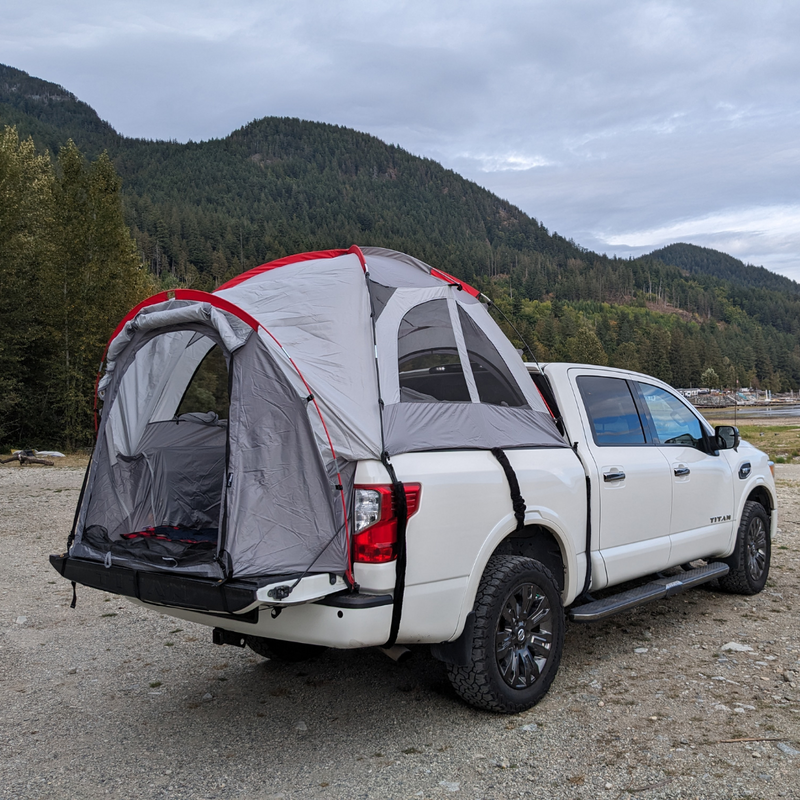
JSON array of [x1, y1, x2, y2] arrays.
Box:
[[383, 403, 566, 453], [72, 245, 566, 587], [224, 333, 349, 578], [99, 300, 250, 399], [84, 413, 227, 541], [216, 253, 382, 462], [72, 324, 234, 578]]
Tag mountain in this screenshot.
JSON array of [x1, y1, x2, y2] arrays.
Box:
[[1, 62, 788, 297], [0, 63, 583, 288], [0, 64, 121, 155], [651, 242, 800, 296], [2, 62, 800, 397]]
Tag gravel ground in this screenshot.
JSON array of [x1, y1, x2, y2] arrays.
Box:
[[1, 461, 799, 800]]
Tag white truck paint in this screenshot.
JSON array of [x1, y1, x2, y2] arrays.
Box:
[[139, 361, 777, 713]]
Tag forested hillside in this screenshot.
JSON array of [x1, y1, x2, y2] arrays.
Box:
[[652, 243, 799, 294], [2, 63, 800, 448], [0, 126, 153, 448]]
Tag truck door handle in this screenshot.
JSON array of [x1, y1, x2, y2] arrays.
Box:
[[674, 467, 690, 477], [603, 471, 626, 482]]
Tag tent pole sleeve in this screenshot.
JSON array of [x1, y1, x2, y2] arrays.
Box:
[[447, 294, 479, 403], [365, 270, 405, 645], [215, 353, 236, 580], [364, 271, 388, 455]]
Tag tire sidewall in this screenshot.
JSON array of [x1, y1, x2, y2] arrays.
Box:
[[478, 557, 565, 711], [741, 503, 771, 593]]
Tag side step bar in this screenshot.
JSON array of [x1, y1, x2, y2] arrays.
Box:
[[569, 562, 730, 622]]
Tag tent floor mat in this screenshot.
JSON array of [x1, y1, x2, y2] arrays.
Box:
[[49, 554, 302, 618]]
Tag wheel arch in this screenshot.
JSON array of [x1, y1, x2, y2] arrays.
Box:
[[721, 479, 777, 559], [449, 516, 580, 644], [731, 479, 777, 546], [493, 525, 567, 593], [746, 484, 773, 515]]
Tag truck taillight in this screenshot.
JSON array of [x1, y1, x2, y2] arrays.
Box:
[[352, 484, 421, 563]]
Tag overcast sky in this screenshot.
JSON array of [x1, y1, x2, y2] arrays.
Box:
[[4, 1, 799, 279]]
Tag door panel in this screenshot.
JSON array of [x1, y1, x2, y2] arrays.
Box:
[[635, 382, 735, 563], [661, 446, 734, 562], [575, 373, 672, 586], [592, 447, 673, 583]]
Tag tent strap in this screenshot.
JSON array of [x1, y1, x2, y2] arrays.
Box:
[[490, 448, 526, 531], [381, 452, 408, 649]]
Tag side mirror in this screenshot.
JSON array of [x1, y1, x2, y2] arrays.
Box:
[[715, 425, 740, 451]]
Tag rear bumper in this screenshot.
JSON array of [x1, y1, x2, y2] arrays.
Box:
[[50, 554, 267, 615], [137, 593, 394, 648], [50, 554, 394, 647]]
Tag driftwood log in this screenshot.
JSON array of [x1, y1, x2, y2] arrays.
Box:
[[1, 452, 54, 466]]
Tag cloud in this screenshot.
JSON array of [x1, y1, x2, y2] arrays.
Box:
[[3, 1, 800, 278], [460, 152, 553, 172], [595, 205, 800, 281], [604, 206, 800, 249]]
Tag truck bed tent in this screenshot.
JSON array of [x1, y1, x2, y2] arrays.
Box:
[[68, 246, 567, 588]]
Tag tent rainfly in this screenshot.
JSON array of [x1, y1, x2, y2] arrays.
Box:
[[67, 246, 566, 590]]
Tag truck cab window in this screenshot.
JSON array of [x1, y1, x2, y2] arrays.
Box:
[[577, 375, 646, 445], [637, 383, 704, 450]]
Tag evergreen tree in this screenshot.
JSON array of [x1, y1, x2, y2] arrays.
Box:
[[48, 141, 153, 447], [566, 327, 608, 366], [0, 127, 54, 445], [0, 130, 152, 449]]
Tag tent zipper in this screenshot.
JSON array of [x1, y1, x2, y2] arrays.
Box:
[[215, 350, 235, 580]]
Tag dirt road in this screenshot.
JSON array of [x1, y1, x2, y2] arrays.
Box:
[[1, 462, 798, 799]]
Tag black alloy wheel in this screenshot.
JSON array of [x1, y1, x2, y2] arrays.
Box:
[[447, 555, 565, 713], [718, 500, 771, 595], [495, 580, 555, 690], [746, 512, 768, 583]]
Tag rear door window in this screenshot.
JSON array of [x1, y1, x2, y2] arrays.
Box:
[[577, 375, 646, 445]]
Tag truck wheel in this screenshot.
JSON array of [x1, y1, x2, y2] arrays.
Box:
[[245, 635, 327, 662], [447, 555, 564, 713], [717, 501, 771, 595]]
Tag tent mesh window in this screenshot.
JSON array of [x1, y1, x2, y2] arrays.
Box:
[[177, 344, 230, 418], [457, 307, 526, 407], [397, 299, 470, 403]]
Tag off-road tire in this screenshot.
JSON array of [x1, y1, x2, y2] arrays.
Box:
[[447, 555, 565, 713], [245, 635, 327, 662], [717, 500, 771, 595]]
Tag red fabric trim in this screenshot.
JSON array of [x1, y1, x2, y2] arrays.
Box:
[[346, 244, 367, 270], [102, 292, 169, 361], [215, 248, 361, 291], [536, 386, 556, 420], [93, 290, 259, 430], [430, 268, 480, 298], [170, 289, 260, 331]]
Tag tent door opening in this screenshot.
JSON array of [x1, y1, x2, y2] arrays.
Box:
[[78, 328, 233, 577]]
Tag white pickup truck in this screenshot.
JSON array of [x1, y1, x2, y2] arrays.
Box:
[[248, 362, 775, 713], [50, 248, 777, 713]]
